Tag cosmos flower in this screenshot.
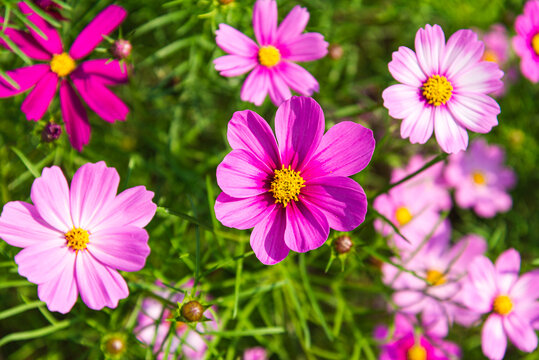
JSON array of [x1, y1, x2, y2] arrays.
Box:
[[382, 24, 503, 153], [480, 24, 510, 96], [0, 162, 157, 313], [0, 3, 129, 151], [513, 0, 539, 82], [243, 347, 268, 360], [214, 0, 328, 106], [461, 249, 539, 360], [214, 96, 374, 264], [444, 138, 516, 217]]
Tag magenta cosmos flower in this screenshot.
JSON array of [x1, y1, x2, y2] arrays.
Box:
[[0, 162, 157, 313], [513, 0, 539, 82], [214, 0, 328, 106], [444, 138, 515, 218], [461, 249, 539, 360], [382, 24, 504, 153], [0, 3, 129, 151], [214, 96, 375, 265]]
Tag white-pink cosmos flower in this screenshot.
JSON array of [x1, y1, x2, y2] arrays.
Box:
[[382, 24, 504, 153], [0, 162, 157, 313]]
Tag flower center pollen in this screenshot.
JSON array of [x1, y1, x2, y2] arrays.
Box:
[[395, 206, 413, 226], [422, 75, 453, 106], [407, 343, 427, 360], [482, 49, 498, 63], [65, 227, 89, 251], [426, 269, 446, 286], [269, 165, 305, 207], [258, 46, 281, 67], [50, 52, 76, 77], [532, 33, 539, 56], [472, 171, 486, 185], [493, 295, 513, 315]]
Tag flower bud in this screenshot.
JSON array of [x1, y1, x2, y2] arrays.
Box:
[[101, 333, 127, 358], [181, 300, 204, 322], [335, 236, 352, 254], [111, 39, 132, 60], [42, 122, 62, 142], [219, 0, 235, 4], [328, 44, 343, 60]]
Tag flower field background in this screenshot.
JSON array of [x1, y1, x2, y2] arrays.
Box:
[[0, 0, 538, 359]]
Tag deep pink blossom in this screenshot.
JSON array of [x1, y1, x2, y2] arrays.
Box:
[[0, 162, 157, 313], [513, 0, 539, 82], [382, 24, 503, 153], [461, 249, 539, 359], [214, 0, 328, 106], [444, 138, 516, 217], [214, 96, 374, 264], [0, 4, 129, 151]]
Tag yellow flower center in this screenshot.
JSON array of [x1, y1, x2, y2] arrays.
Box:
[[407, 344, 427, 360], [426, 269, 446, 286], [258, 46, 281, 67], [482, 49, 498, 63], [50, 52, 76, 77], [395, 206, 413, 226], [422, 75, 453, 106], [493, 295, 513, 315], [269, 165, 305, 207], [472, 171, 486, 185], [65, 227, 89, 251], [532, 33, 539, 56]]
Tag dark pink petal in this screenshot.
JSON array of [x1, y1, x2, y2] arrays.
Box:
[[216, 149, 273, 198], [382, 84, 423, 119], [504, 313, 538, 352], [21, 71, 58, 121], [468, 256, 498, 303], [279, 61, 319, 96], [519, 54, 539, 83], [30, 166, 72, 232], [495, 249, 520, 294], [89, 226, 150, 272], [250, 207, 289, 265], [482, 315, 507, 360], [0, 201, 62, 247], [268, 68, 292, 106], [301, 176, 366, 232], [388, 46, 426, 87], [215, 24, 259, 57], [241, 66, 270, 106], [227, 110, 280, 169], [37, 255, 77, 314], [284, 200, 329, 253], [0, 65, 49, 98], [510, 270, 539, 301], [18, 2, 62, 55], [69, 162, 119, 229], [0, 27, 51, 60], [302, 121, 375, 178], [215, 192, 276, 230], [442, 29, 484, 79], [73, 59, 129, 85], [414, 24, 445, 75], [75, 251, 129, 310], [276, 5, 309, 43], [15, 241, 69, 284], [275, 96, 324, 171], [281, 33, 328, 62], [400, 105, 434, 144], [253, 0, 277, 46], [434, 107, 468, 153], [447, 93, 499, 133], [69, 5, 127, 60], [214, 55, 257, 77], [59, 80, 90, 151]]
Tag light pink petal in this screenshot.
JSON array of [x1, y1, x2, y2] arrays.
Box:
[[69, 162, 119, 229], [30, 166, 72, 232], [442, 29, 484, 78], [279, 61, 319, 96], [514, 302, 539, 330], [510, 270, 539, 301], [382, 84, 423, 119], [281, 33, 328, 62], [227, 110, 280, 169], [0, 201, 62, 247], [215, 24, 259, 57], [482, 315, 507, 360], [253, 0, 277, 46], [275, 96, 324, 171], [468, 256, 498, 304], [250, 207, 289, 265], [283, 200, 329, 253], [452, 61, 503, 94], [393, 290, 426, 313], [434, 107, 468, 153], [0, 27, 51, 60], [447, 93, 499, 133], [15, 242, 69, 284], [447, 234, 487, 273], [37, 254, 77, 314], [504, 313, 538, 352], [216, 149, 273, 198], [268, 68, 292, 106], [400, 105, 434, 144], [74, 59, 129, 85], [21, 71, 58, 121], [241, 66, 270, 106], [276, 5, 309, 43], [388, 46, 426, 87], [215, 192, 276, 230], [75, 251, 129, 310], [414, 24, 445, 75], [495, 249, 520, 294], [460, 279, 493, 314], [60, 80, 90, 151], [88, 226, 149, 272], [0, 65, 49, 98], [69, 5, 127, 60], [213, 55, 257, 77], [301, 176, 366, 232], [18, 2, 62, 55]]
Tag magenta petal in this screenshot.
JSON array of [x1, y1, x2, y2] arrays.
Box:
[[37, 255, 77, 314], [268, 68, 292, 106], [213, 55, 257, 77], [215, 24, 259, 57], [284, 200, 329, 253], [279, 61, 319, 97], [495, 249, 520, 293], [276, 5, 309, 43], [60, 80, 90, 151], [0, 65, 49, 98], [275, 96, 324, 171], [215, 192, 276, 230], [504, 313, 538, 352], [253, 0, 277, 46], [433, 107, 468, 153], [21, 71, 58, 121], [442, 29, 484, 79], [250, 207, 289, 265], [15, 242, 69, 284], [241, 66, 270, 106], [69, 5, 127, 60], [281, 33, 328, 62], [302, 176, 366, 232], [74, 59, 129, 86], [18, 2, 63, 55], [481, 315, 507, 360], [0, 27, 51, 60], [414, 24, 445, 75]]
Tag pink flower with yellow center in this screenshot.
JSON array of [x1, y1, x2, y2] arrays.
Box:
[[214, 0, 328, 106], [480, 24, 510, 97], [0, 162, 157, 313], [513, 0, 539, 82]]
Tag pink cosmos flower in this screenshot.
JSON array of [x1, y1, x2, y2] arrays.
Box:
[[243, 347, 267, 360], [214, 0, 328, 106], [214, 96, 375, 265], [513, 0, 539, 82], [480, 24, 510, 97], [461, 249, 539, 360], [382, 24, 503, 153], [0, 3, 129, 151], [444, 138, 516, 218], [0, 162, 157, 313]]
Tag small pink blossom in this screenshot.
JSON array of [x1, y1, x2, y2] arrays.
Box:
[[480, 24, 510, 96], [513, 0, 539, 82], [243, 347, 267, 360]]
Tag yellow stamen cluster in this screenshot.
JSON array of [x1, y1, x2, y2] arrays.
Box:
[[472, 171, 486, 185], [395, 206, 413, 226], [426, 269, 447, 286], [482, 50, 498, 63], [532, 33, 539, 56], [422, 75, 453, 106], [269, 165, 305, 207], [258, 46, 281, 67], [65, 227, 89, 251], [493, 295, 513, 315], [407, 343, 427, 360], [50, 52, 76, 77]]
